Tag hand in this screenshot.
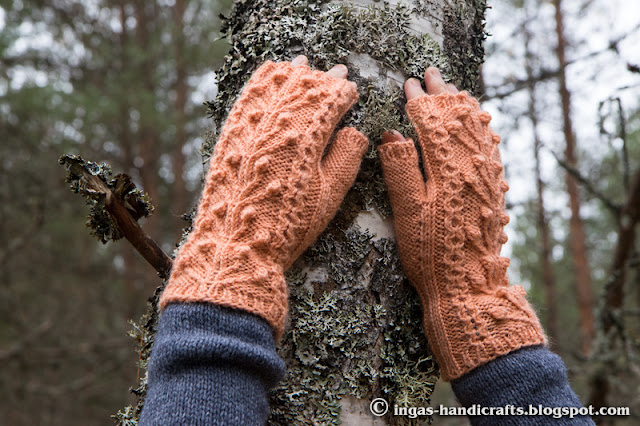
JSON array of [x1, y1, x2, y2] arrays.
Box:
[[161, 56, 368, 339], [405, 67, 459, 98], [378, 69, 546, 381]]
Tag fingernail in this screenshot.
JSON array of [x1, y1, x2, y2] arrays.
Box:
[[330, 64, 347, 73], [381, 131, 396, 144], [291, 56, 304, 66], [391, 130, 406, 141], [408, 78, 421, 87]]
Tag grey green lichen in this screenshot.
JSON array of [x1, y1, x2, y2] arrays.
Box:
[[270, 234, 438, 425], [206, 0, 462, 144], [373, 238, 438, 424], [113, 285, 164, 425]]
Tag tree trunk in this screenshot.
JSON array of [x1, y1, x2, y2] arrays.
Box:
[[523, 5, 559, 348], [553, 0, 595, 355], [200, 1, 488, 424], [588, 170, 640, 421]]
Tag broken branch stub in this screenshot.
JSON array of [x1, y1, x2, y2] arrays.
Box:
[[59, 154, 173, 279]]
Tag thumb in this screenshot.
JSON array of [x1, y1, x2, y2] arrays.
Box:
[[320, 127, 369, 214], [378, 137, 427, 280]]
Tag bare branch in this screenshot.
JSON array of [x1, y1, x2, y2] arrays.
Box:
[[0, 320, 52, 361], [104, 189, 173, 279], [486, 23, 640, 100], [549, 150, 622, 216]]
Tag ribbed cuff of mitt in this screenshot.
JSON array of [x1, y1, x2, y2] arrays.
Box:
[[433, 296, 548, 381], [160, 261, 288, 341]]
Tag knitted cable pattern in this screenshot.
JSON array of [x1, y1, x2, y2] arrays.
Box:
[[160, 61, 368, 340], [379, 92, 546, 380]]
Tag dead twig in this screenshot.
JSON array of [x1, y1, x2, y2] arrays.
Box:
[[59, 155, 173, 279]]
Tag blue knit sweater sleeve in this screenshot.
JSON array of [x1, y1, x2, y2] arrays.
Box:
[[139, 303, 285, 426], [139, 303, 592, 425], [451, 346, 595, 425]]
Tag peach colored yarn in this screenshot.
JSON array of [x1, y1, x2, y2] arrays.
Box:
[[379, 92, 547, 381], [160, 61, 368, 340]]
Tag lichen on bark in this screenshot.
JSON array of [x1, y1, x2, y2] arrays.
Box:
[[442, 0, 487, 95], [197, 0, 487, 424], [269, 232, 437, 426]]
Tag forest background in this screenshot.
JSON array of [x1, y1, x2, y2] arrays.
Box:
[[1, 0, 639, 424]]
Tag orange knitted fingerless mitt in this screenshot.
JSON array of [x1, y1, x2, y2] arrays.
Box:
[[379, 92, 546, 381], [160, 61, 368, 340]]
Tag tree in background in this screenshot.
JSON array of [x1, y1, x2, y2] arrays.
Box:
[[484, 0, 640, 422], [0, 0, 230, 423], [553, 0, 596, 355], [521, 1, 560, 347]]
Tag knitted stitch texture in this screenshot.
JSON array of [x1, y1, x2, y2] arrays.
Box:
[[160, 61, 369, 340], [379, 92, 546, 380], [452, 346, 594, 425]]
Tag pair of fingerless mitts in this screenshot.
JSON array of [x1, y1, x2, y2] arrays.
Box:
[[160, 61, 546, 381]]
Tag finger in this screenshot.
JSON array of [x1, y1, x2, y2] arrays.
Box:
[[424, 67, 449, 95], [378, 139, 427, 253], [291, 55, 308, 67], [320, 127, 369, 214], [405, 78, 426, 101], [382, 130, 407, 143], [446, 83, 459, 94], [326, 64, 348, 79]]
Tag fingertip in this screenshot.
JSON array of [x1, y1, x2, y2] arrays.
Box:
[[381, 131, 396, 144], [425, 68, 448, 95], [326, 64, 348, 79], [405, 78, 421, 88], [291, 55, 308, 67], [381, 130, 407, 144], [391, 130, 406, 141], [425, 67, 441, 78], [404, 78, 425, 101]]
